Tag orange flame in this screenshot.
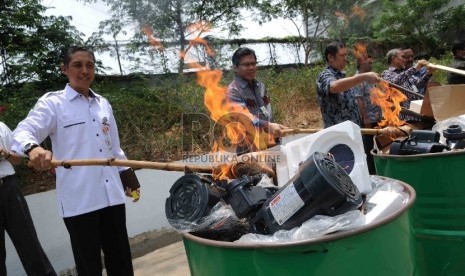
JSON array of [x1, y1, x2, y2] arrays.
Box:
[[354, 43, 406, 128], [370, 81, 407, 127], [180, 21, 214, 60], [177, 22, 274, 180], [353, 42, 368, 60], [143, 26, 164, 51], [198, 69, 273, 151]]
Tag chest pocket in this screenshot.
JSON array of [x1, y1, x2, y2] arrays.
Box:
[[62, 118, 89, 145]]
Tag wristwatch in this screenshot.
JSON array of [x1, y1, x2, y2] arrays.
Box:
[[24, 143, 39, 156]]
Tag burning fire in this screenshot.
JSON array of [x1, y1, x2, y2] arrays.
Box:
[[197, 69, 274, 151], [144, 21, 275, 180], [353, 42, 407, 128], [353, 42, 368, 60], [370, 81, 407, 127], [180, 21, 215, 61]]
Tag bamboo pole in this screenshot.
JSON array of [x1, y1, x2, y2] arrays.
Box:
[[282, 125, 412, 137], [50, 159, 213, 173], [48, 158, 276, 177], [429, 64, 465, 77]]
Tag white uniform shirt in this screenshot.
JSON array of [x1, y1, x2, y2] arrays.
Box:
[[0, 122, 15, 178], [11, 84, 127, 217]]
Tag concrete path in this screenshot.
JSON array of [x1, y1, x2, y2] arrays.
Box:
[[103, 241, 191, 276], [133, 241, 190, 276]]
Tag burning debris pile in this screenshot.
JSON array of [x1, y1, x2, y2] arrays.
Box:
[[373, 84, 465, 156]]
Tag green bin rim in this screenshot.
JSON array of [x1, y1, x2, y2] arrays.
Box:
[[183, 177, 416, 249], [371, 149, 465, 160]]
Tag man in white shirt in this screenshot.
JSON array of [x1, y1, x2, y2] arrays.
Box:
[[11, 46, 136, 276], [0, 122, 56, 276]]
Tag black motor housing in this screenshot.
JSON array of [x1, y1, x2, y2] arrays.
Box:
[[249, 152, 363, 235], [165, 174, 223, 223], [443, 125, 465, 150], [165, 152, 363, 238]]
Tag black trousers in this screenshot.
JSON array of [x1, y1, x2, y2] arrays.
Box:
[[63, 204, 134, 276], [362, 134, 377, 175], [0, 174, 56, 276]]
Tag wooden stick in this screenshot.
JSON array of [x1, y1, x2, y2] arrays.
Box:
[[429, 64, 465, 77], [51, 159, 213, 173], [282, 125, 412, 137], [283, 128, 377, 135], [49, 158, 276, 177]]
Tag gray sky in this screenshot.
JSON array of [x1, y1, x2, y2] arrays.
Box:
[[41, 0, 300, 74], [41, 0, 298, 39]]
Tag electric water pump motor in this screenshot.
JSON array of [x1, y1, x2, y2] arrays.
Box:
[[166, 152, 363, 236]]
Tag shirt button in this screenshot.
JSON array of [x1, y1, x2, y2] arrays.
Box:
[[96, 134, 99, 136], [93, 119, 96, 122], [106, 179, 109, 182], [99, 149, 102, 152]]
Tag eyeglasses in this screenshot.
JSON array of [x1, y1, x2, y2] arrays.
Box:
[[239, 62, 258, 68]]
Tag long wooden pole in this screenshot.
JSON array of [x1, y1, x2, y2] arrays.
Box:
[[282, 125, 412, 137], [429, 64, 465, 77], [283, 128, 377, 135], [48, 158, 276, 177], [46, 126, 411, 172], [50, 159, 213, 173]]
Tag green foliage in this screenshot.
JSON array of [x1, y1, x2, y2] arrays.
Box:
[[0, 0, 83, 86], [428, 52, 453, 85], [0, 80, 67, 130], [256, 64, 325, 126], [91, 73, 208, 160], [251, 1, 372, 64], [373, 0, 465, 56]]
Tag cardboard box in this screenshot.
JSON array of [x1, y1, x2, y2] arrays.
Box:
[[428, 84, 465, 122], [407, 89, 434, 118]]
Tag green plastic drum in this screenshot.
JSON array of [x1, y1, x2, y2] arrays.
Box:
[[373, 151, 465, 276], [182, 179, 416, 276]]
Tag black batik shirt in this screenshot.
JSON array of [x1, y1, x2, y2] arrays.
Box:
[[316, 66, 362, 128]]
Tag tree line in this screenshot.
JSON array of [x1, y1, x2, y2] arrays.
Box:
[[1, 0, 464, 88]]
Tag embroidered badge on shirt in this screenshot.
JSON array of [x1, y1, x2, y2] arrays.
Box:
[[102, 117, 112, 150]]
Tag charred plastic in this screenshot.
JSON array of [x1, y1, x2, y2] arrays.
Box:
[[165, 152, 363, 241]]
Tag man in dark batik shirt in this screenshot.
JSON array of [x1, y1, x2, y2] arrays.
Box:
[[316, 41, 379, 128], [381, 48, 431, 96], [381, 48, 432, 122], [227, 47, 287, 154], [402, 48, 431, 95]]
